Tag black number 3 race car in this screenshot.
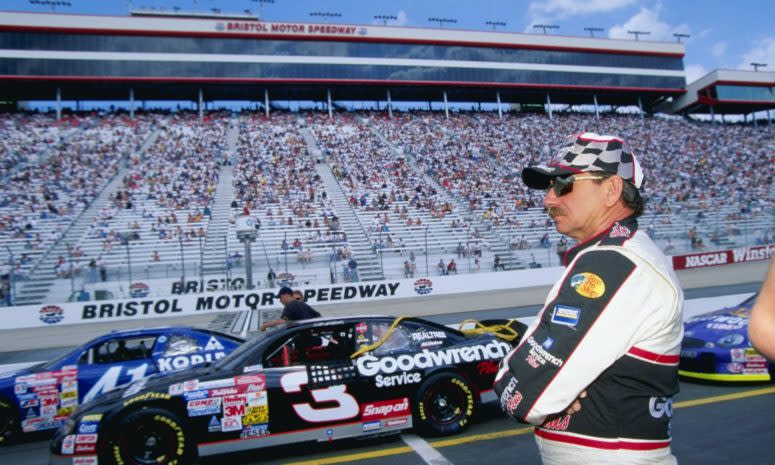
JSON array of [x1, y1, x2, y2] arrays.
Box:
[[50, 315, 525, 465]]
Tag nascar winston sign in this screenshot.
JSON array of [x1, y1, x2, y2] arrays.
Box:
[[1, 268, 563, 330]]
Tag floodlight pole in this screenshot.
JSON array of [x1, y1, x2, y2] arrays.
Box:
[[584, 27, 604, 38], [251, 0, 274, 21], [374, 14, 397, 26], [533, 24, 559, 35], [627, 30, 651, 41], [485, 20, 506, 31], [673, 33, 690, 43]]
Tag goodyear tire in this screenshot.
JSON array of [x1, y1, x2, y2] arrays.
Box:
[[105, 408, 194, 465], [0, 397, 18, 445], [414, 372, 475, 436]]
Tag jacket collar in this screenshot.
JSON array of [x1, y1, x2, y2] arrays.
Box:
[[562, 215, 639, 266]]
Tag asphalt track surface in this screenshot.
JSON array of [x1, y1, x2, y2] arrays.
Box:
[[1, 280, 774, 465]]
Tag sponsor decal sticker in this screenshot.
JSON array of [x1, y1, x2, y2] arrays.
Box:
[[158, 352, 227, 372], [411, 330, 446, 342], [570, 272, 605, 298], [75, 443, 96, 454], [129, 282, 150, 298], [362, 420, 381, 432], [551, 305, 581, 328], [208, 415, 221, 432], [169, 383, 184, 395], [205, 336, 225, 351], [361, 398, 410, 421], [385, 418, 408, 427], [375, 372, 421, 388], [75, 434, 98, 444], [413, 278, 433, 295], [39, 305, 64, 324], [221, 416, 243, 432], [73, 457, 98, 465], [356, 340, 510, 376], [727, 362, 744, 373], [241, 424, 270, 438], [78, 422, 98, 434], [61, 434, 75, 454]]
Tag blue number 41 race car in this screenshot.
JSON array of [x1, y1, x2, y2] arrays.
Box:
[[50, 316, 524, 465], [679, 293, 771, 382], [0, 327, 243, 443]]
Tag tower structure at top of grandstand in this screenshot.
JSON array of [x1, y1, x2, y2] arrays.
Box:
[[0, 10, 686, 110]]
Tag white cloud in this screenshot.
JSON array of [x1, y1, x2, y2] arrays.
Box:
[[608, 2, 691, 42], [684, 64, 708, 85], [396, 10, 408, 26], [712, 41, 727, 58], [737, 37, 775, 70]]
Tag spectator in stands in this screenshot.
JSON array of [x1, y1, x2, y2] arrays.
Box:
[[267, 268, 276, 288], [260, 286, 321, 330], [447, 259, 458, 275], [556, 237, 569, 265], [493, 255, 505, 271], [348, 257, 359, 281], [438, 258, 447, 275]]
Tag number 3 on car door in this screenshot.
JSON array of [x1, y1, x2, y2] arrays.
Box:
[[280, 371, 359, 423]]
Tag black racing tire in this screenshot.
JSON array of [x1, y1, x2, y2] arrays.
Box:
[[413, 372, 476, 436], [0, 397, 19, 446], [103, 407, 195, 465]]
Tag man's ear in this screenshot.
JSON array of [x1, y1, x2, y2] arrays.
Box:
[[604, 176, 624, 207]]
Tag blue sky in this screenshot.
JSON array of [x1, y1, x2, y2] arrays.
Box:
[[5, 0, 775, 84]]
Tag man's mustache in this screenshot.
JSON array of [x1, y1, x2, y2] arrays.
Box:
[[547, 207, 564, 219]]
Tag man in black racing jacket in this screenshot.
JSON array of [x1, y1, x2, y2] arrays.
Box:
[[494, 132, 683, 465]]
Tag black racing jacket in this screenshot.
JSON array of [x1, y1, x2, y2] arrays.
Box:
[[494, 216, 684, 450]]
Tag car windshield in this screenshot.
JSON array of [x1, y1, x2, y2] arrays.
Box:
[[740, 292, 759, 307], [37, 346, 84, 370], [213, 331, 269, 371]]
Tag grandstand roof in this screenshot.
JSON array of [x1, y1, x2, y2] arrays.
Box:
[[669, 69, 775, 115], [0, 11, 687, 109]]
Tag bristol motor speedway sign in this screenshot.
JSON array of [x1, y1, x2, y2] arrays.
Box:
[[672, 244, 774, 270], [0, 268, 564, 330]]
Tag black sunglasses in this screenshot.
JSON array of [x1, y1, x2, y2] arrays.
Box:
[[548, 175, 605, 197]]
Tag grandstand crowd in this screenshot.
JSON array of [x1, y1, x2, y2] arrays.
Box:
[[1, 109, 772, 304]]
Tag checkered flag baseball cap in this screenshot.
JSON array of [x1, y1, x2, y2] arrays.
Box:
[[522, 132, 644, 190]]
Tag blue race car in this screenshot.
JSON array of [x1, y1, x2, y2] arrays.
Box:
[[679, 293, 771, 382], [0, 326, 243, 443]]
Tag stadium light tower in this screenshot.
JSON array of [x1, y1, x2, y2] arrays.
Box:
[[750, 62, 768, 72], [627, 30, 651, 41], [374, 14, 397, 25], [310, 11, 342, 23], [28, 0, 72, 12], [428, 17, 457, 29], [485, 20, 507, 31], [673, 33, 690, 43], [251, 0, 275, 21], [584, 27, 604, 38], [533, 24, 559, 35]]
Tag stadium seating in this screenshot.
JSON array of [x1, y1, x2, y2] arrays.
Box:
[[1, 109, 772, 305]]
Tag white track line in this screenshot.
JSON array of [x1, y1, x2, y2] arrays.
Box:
[[402, 433, 454, 465]]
